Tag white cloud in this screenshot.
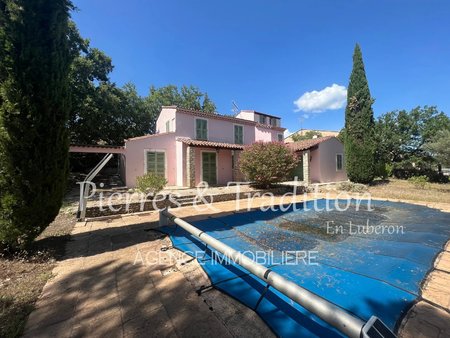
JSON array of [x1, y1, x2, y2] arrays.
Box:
[[284, 129, 294, 138], [294, 84, 347, 113]]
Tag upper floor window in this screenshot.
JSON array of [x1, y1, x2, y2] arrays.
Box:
[[196, 118, 208, 140], [336, 153, 343, 171], [234, 125, 244, 144], [270, 118, 280, 127], [277, 133, 283, 142], [259, 114, 266, 124], [165, 120, 170, 132]]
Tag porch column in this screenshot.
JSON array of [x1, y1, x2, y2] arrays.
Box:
[[302, 150, 311, 185], [187, 146, 196, 188], [232, 150, 240, 181]]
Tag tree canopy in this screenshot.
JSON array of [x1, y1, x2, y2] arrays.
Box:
[[146, 85, 216, 126], [290, 130, 323, 142], [424, 129, 450, 167], [375, 106, 450, 169], [67, 25, 155, 145], [67, 25, 217, 146]]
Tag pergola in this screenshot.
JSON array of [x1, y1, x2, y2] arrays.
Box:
[[69, 144, 125, 220]]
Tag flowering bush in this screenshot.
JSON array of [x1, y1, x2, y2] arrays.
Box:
[[239, 142, 299, 188]]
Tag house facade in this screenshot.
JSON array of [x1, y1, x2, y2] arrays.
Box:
[[123, 106, 285, 188], [287, 136, 348, 183]]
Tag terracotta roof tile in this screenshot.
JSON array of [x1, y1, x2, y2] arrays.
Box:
[[125, 132, 175, 142], [70, 144, 124, 149], [177, 137, 245, 150], [287, 136, 335, 151]]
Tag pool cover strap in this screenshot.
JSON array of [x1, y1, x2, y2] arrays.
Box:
[[254, 283, 271, 311]]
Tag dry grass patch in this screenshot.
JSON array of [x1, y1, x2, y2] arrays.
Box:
[[0, 212, 76, 338], [368, 179, 450, 204]]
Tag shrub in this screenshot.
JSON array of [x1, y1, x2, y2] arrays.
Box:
[[427, 171, 449, 183], [239, 142, 299, 188], [408, 175, 429, 189], [385, 163, 394, 177], [393, 167, 448, 183], [374, 162, 389, 179], [135, 173, 167, 194], [338, 182, 368, 193]]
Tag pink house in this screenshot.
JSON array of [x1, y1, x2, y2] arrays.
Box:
[[70, 107, 348, 188], [122, 106, 285, 188], [287, 136, 348, 184]]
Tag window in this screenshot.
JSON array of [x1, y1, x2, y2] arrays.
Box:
[[234, 125, 244, 144], [196, 119, 207, 140], [259, 114, 266, 124], [165, 120, 170, 132], [336, 153, 343, 171], [277, 133, 283, 142], [146, 151, 165, 177]]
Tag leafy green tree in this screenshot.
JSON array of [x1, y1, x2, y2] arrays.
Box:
[[0, 0, 74, 249], [424, 129, 450, 167], [290, 130, 323, 142], [146, 85, 216, 121], [67, 24, 217, 146], [67, 25, 154, 145], [375, 106, 450, 165], [239, 142, 299, 188], [344, 44, 376, 183]]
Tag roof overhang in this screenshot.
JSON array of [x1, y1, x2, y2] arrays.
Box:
[[287, 136, 335, 152], [69, 144, 125, 154], [177, 137, 244, 150]]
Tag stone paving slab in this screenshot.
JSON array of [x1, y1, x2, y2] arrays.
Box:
[[435, 251, 450, 273], [23, 195, 450, 338], [421, 269, 450, 310], [399, 301, 450, 338], [23, 201, 274, 338]]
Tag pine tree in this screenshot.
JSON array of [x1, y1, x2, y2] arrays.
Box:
[[201, 93, 216, 113], [344, 44, 376, 183], [0, 0, 74, 249]]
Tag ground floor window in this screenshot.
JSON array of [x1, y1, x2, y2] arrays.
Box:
[[336, 153, 343, 171], [146, 151, 165, 177]]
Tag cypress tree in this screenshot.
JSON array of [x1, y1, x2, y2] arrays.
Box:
[[344, 44, 376, 183], [0, 0, 74, 249]]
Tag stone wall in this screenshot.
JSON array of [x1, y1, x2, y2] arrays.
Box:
[[85, 185, 300, 218]]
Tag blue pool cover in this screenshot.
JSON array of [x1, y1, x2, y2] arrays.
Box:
[[160, 199, 450, 337]]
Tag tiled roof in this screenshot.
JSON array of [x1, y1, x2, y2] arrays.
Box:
[[125, 132, 175, 141], [177, 137, 245, 150], [70, 144, 124, 149], [174, 107, 286, 132], [287, 136, 335, 151], [69, 144, 125, 154]]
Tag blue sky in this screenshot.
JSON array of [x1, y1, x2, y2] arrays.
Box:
[[72, 0, 450, 135]]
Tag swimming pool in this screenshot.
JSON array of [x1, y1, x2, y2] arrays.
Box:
[[161, 199, 450, 337]]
